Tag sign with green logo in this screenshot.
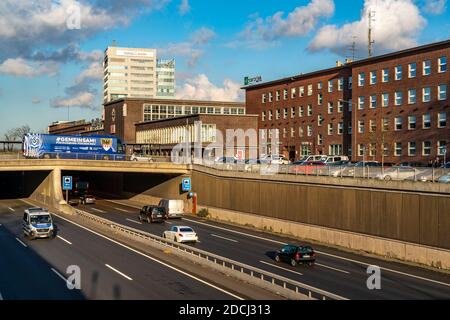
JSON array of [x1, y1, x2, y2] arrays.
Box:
[[244, 75, 262, 86]]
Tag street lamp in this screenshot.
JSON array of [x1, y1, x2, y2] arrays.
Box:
[[339, 99, 357, 162]]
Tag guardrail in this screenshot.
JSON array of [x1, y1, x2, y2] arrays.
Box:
[[0, 152, 168, 163], [73, 208, 346, 300]]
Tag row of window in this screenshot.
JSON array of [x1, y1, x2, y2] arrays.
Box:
[[261, 101, 348, 121], [357, 141, 447, 157], [357, 56, 447, 86], [357, 85, 447, 109], [136, 124, 217, 145], [143, 105, 245, 122]]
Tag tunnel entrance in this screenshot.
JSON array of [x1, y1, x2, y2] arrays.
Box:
[[0, 171, 51, 199]]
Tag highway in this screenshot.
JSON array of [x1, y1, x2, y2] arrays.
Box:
[[77, 198, 450, 300], [0, 199, 251, 300]]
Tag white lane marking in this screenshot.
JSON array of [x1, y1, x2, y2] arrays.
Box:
[[15, 238, 27, 247], [51, 268, 68, 283], [182, 218, 450, 287], [211, 234, 239, 243], [91, 208, 106, 213], [57, 235, 72, 245], [48, 211, 244, 300], [8, 207, 14, 212], [259, 260, 303, 276], [114, 207, 132, 213], [126, 218, 142, 225], [315, 263, 350, 274], [165, 221, 173, 225], [105, 264, 133, 280]]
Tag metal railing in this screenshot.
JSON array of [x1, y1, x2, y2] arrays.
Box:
[[73, 208, 346, 300]]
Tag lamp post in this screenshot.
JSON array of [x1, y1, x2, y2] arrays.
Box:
[[339, 99, 357, 162]]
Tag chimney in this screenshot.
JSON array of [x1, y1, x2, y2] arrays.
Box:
[[336, 60, 344, 67], [345, 58, 353, 64]]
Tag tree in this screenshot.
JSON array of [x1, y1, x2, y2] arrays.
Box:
[[3, 125, 31, 152]]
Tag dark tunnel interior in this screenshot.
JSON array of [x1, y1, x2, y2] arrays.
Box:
[[0, 171, 50, 199]]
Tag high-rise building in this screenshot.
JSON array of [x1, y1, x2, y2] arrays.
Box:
[[103, 46, 157, 103], [156, 59, 175, 98]]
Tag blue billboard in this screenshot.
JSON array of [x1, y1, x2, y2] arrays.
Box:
[[23, 133, 125, 160]]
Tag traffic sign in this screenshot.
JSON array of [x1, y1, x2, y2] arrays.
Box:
[[63, 176, 73, 191], [181, 178, 191, 192]]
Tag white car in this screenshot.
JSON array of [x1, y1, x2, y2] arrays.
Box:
[[163, 226, 198, 243], [130, 153, 154, 162], [264, 155, 290, 165]]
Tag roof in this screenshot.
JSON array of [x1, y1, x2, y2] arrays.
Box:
[[135, 113, 258, 127], [104, 97, 245, 107]]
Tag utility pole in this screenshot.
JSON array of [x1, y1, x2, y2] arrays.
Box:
[[368, 10, 376, 57]]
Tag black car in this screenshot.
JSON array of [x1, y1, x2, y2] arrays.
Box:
[[275, 244, 316, 266], [138, 206, 167, 223]]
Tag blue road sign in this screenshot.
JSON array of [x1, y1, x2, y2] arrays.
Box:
[[182, 178, 191, 192], [63, 176, 73, 191]]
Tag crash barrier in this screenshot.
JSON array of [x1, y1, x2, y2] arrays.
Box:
[[73, 208, 347, 300]]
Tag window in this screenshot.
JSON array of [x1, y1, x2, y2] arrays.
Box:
[[423, 141, 431, 156], [328, 102, 334, 114], [291, 127, 295, 138], [382, 93, 389, 107], [328, 80, 333, 93], [395, 142, 402, 156], [262, 111, 266, 121], [382, 69, 389, 82], [408, 116, 416, 130], [317, 82, 323, 90], [369, 120, 376, 132], [358, 72, 365, 86], [348, 99, 352, 112], [383, 143, 389, 156], [283, 127, 287, 138], [438, 56, 447, 73], [317, 134, 323, 145], [395, 117, 403, 130], [358, 120, 365, 133], [382, 118, 389, 131], [268, 110, 273, 120], [291, 106, 296, 118], [370, 95, 377, 108], [276, 109, 280, 119], [370, 71, 377, 85], [395, 65, 403, 80], [329, 144, 343, 156], [423, 87, 431, 102], [408, 89, 416, 104], [358, 96, 365, 110], [283, 108, 288, 119], [268, 92, 273, 102], [307, 105, 313, 116], [318, 93, 323, 105], [408, 63, 416, 78], [438, 112, 447, 128], [307, 84, 313, 96], [348, 123, 352, 135], [369, 143, 376, 157], [283, 89, 288, 100], [338, 77, 344, 91], [423, 60, 431, 76], [338, 122, 344, 135], [307, 125, 313, 136], [438, 141, 447, 156], [299, 106, 304, 117], [423, 114, 431, 129], [358, 144, 365, 156], [318, 114, 324, 126], [408, 142, 416, 156], [262, 94, 267, 103], [348, 76, 353, 89], [395, 91, 403, 106], [299, 127, 304, 137], [438, 84, 447, 100], [291, 88, 296, 99], [276, 90, 280, 101], [338, 100, 344, 113], [300, 86, 305, 97], [327, 123, 333, 135]]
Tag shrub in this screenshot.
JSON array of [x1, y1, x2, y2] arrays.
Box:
[[197, 208, 209, 218]]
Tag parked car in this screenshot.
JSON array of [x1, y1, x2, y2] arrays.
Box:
[[275, 244, 316, 266], [264, 155, 290, 165], [80, 194, 96, 204], [130, 153, 154, 162], [291, 161, 326, 175], [395, 162, 429, 168], [441, 163, 450, 169], [163, 226, 198, 243], [374, 167, 432, 181], [438, 173, 450, 184], [215, 157, 237, 164], [158, 199, 184, 218], [139, 205, 167, 223], [322, 156, 350, 164]]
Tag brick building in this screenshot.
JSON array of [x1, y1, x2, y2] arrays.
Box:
[[245, 40, 449, 163], [135, 114, 258, 159], [48, 119, 104, 136]]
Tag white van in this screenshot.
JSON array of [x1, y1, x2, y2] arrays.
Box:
[[158, 199, 184, 218], [23, 208, 55, 240], [323, 156, 349, 164]]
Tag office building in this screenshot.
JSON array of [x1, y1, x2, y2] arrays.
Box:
[[156, 59, 175, 98]]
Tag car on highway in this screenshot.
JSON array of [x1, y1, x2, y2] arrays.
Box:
[[22, 207, 55, 240], [290, 161, 326, 175], [80, 194, 96, 204], [275, 244, 316, 266], [162, 226, 198, 243], [158, 199, 184, 218], [374, 166, 433, 181], [139, 205, 167, 223], [130, 153, 154, 162], [438, 173, 450, 184]]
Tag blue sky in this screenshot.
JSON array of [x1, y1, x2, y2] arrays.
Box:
[[0, 0, 449, 136]]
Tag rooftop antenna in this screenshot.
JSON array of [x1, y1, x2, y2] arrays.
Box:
[[368, 9, 376, 57], [112, 39, 117, 47]]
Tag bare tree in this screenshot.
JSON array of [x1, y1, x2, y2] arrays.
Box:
[[3, 125, 31, 152]]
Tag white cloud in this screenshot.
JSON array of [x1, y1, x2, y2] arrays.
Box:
[[423, 0, 447, 14], [75, 62, 103, 83], [309, 0, 427, 56], [235, 0, 335, 48], [51, 92, 96, 109], [191, 27, 216, 45], [0, 58, 58, 77], [176, 74, 244, 102], [178, 0, 190, 15]]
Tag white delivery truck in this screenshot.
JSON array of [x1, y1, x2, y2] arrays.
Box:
[[158, 199, 184, 219]]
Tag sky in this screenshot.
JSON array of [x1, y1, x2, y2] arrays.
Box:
[[0, 0, 449, 136]]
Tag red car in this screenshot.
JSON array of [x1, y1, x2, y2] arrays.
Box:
[[291, 161, 326, 175]]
